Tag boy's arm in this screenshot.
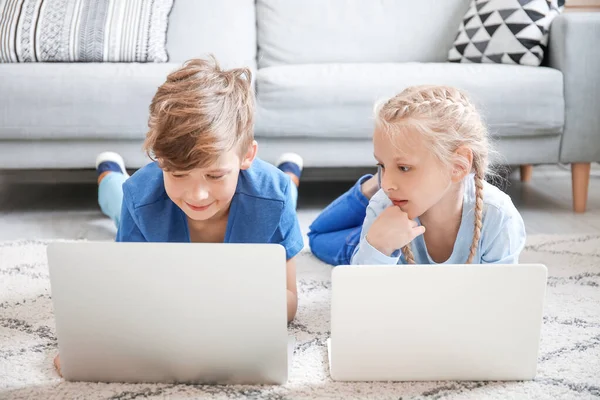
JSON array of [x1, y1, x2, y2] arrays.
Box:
[[270, 180, 303, 322], [116, 190, 147, 242], [286, 257, 298, 322]]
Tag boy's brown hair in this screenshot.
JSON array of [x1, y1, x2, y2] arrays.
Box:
[[144, 56, 254, 171]]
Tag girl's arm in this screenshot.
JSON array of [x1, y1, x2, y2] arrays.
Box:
[[351, 190, 403, 265]]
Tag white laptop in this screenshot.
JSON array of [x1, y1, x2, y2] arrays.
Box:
[[47, 242, 292, 385], [328, 264, 547, 381]]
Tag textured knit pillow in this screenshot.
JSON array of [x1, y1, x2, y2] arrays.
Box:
[[0, 0, 173, 63], [448, 0, 564, 66]]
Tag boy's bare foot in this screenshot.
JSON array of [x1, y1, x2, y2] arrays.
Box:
[[361, 173, 380, 200], [54, 354, 62, 377], [277, 153, 303, 188]]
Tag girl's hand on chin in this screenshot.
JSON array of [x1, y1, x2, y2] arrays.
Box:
[[366, 206, 425, 256]]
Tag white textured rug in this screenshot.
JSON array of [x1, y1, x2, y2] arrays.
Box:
[[1, 235, 599, 400]]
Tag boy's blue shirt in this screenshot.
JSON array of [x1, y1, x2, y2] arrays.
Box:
[[116, 158, 304, 260]]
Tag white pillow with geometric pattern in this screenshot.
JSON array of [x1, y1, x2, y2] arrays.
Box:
[[448, 0, 564, 66]]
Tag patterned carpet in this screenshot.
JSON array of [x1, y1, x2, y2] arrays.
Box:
[[1, 235, 599, 399]]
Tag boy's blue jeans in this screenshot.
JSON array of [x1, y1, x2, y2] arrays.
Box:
[[98, 172, 299, 230], [307, 175, 372, 266]]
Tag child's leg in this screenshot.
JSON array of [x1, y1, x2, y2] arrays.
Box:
[[308, 226, 362, 266], [98, 173, 128, 228], [289, 182, 298, 210], [96, 152, 129, 229], [307, 174, 378, 265], [276, 153, 379, 265], [277, 153, 303, 210], [309, 175, 373, 233]]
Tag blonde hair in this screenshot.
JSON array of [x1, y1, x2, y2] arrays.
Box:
[[376, 85, 492, 264], [144, 56, 254, 171]]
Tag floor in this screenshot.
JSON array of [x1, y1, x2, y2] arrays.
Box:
[[0, 164, 599, 242]]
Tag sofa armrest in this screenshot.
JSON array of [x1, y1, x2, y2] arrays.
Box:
[[548, 13, 600, 163]]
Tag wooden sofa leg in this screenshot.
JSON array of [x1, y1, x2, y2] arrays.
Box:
[[520, 165, 533, 182], [572, 163, 591, 213]]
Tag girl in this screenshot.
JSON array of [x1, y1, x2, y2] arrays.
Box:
[[308, 85, 526, 266]]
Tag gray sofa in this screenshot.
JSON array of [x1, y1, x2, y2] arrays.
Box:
[[1, 0, 599, 211]]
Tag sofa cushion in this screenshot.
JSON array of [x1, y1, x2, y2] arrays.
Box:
[[255, 63, 564, 140], [257, 0, 471, 68], [448, 0, 564, 66], [0, 63, 179, 141], [167, 0, 256, 69], [0, 0, 173, 63]]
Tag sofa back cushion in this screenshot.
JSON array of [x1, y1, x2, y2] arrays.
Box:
[[257, 0, 471, 67], [167, 0, 257, 69]]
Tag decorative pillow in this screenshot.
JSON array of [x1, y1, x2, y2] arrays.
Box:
[[448, 0, 564, 66], [0, 0, 174, 63]]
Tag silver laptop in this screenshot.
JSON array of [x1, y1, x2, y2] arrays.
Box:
[[328, 264, 547, 381], [47, 242, 291, 385]]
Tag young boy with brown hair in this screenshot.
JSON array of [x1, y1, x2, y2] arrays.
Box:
[[107, 57, 303, 316], [55, 56, 305, 375]]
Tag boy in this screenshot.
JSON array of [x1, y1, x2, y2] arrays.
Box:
[[54, 57, 304, 374]]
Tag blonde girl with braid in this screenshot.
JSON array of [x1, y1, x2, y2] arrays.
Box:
[[307, 85, 525, 266]]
